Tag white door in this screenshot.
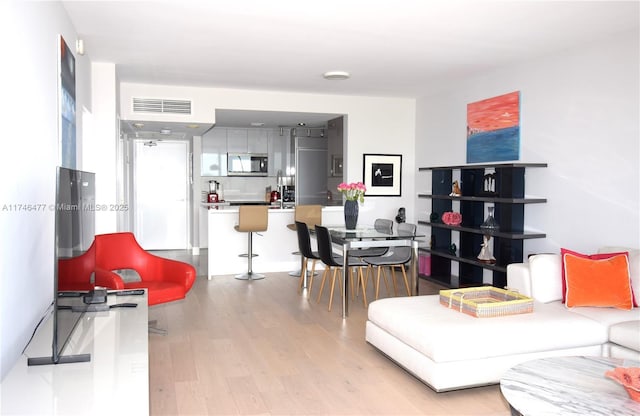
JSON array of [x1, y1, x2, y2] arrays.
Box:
[[133, 140, 189, 250]]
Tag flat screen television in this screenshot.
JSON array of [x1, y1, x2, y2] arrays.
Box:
[[28, 167, 95, 366]]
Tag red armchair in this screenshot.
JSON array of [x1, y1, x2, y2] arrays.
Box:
[[58, 232, 196, 306], [58, 240, 124, 291]]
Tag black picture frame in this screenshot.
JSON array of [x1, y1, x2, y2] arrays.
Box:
[[362, 154, 402, 196]]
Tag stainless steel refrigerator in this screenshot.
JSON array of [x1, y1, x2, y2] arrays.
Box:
[[294, 134, 328, 205]]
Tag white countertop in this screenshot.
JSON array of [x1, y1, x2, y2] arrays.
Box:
[[202, 203, 343, 212]]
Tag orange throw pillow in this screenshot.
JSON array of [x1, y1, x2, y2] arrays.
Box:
[[564, 253, 633, 310]]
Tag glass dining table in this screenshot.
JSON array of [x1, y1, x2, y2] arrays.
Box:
[[325, 225, 425, 318]]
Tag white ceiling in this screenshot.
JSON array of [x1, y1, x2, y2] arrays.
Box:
[[63, 0, 639, 138]]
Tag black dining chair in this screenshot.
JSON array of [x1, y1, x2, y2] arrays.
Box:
[[363, 222, 417, 300], [294, 221, 321, 295], [352, 218, 394, 298], [314, 225, 368, 311]]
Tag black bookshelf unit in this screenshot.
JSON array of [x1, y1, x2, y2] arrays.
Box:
[[417, 162, 547, 288]]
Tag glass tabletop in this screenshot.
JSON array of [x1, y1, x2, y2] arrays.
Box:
[[327, 225, 425, 241]]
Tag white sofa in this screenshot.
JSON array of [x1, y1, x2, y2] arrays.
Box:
[[365, 246, 640, 392]]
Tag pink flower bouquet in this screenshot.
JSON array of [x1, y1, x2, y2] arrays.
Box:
[[442, 212, 462, 226], [337, 182, 366, 203]]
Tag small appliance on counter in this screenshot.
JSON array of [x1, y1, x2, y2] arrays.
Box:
[[208, 180, 220, 202], [270, 189, 280, 204], [282, 185, 295, 203], [207, 180, 224, 209]]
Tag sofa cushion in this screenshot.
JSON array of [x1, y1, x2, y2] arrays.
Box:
[[529, 254, 563, 303], [367, 295, 608, 363], [599, 247, 640, 307], [566, 303, 640, 327], [609, 320, 640, 352], [564, 253, 633, 310], [561, 248, 630, 303]]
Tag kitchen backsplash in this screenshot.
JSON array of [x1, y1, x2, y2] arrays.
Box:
[[201, 176, 293, 202]]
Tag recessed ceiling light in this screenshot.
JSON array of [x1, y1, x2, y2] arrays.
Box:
[[160, 129, 171, 135], [186, 124, 200, 129], [323, 70, 350, 80], [250, 122, 265, 127], [297, 122, 306, 126], [133, 122, 145, 128]]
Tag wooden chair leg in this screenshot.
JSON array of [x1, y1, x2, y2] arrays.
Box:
[[356, 266, 369, 297], [316, 267, 330, 304], [328, 267, 340, 311], [308, 259, 317, 296], [375, 266, 382, 300], [355, 265, 371, 298], [363, 265, 373, 295], [400, 264, 411, 296], [380, 267, 391, 297], [358, 267, 368, 307], [390, 266, 398, 296], [298, 257, 308, 293], [349, 267, 355, 300]]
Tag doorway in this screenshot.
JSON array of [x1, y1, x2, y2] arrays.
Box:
[[133, 140, 189, 250]]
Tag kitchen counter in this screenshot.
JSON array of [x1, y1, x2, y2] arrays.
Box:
[[201, 202, 295, 210], [206, 205, 343, 278]]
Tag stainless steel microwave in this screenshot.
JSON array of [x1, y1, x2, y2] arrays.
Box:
[[227, 153, 268, 176]]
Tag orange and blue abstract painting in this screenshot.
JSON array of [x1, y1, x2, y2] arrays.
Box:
[[466, 91, 520, 163]]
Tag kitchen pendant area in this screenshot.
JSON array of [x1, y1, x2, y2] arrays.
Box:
[[196, 110, 345, 250]]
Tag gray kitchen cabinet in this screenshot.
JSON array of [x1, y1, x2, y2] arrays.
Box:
[[226, 128, 268, 154], [268, 129, 290, 176], [248, 129, 268, 153], [226, 128, 249, 153], [201, 128, 227, 176]]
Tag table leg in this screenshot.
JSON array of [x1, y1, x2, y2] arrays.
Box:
[[342, 242, 349, 318]]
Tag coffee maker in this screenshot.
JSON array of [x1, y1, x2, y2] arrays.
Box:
[[282, 186, 295, 203]]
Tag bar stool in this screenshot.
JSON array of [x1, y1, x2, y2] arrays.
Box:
[[286, 205, 322, 282], [234, 205, 268, 280]]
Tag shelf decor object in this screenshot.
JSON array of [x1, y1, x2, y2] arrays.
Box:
[[362, 154, 402, 196], [477, 234, 497, 264], [442, 212, 462, 226], [480, 206, 499, 232]]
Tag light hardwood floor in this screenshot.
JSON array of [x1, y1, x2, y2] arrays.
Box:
[[148, 250, 511, 415]]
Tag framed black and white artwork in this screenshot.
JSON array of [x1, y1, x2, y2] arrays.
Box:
[[362, 154, 402, 196]]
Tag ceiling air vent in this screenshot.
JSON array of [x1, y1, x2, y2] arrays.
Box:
[[132, 98, 191, 114]]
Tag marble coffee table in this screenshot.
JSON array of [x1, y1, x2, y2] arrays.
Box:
[[500, 356, 640, 416]]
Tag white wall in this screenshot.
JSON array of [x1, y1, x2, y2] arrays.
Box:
[[0, 2, 90, 380], [120, 84, 417, 226], [415, 30, 640, 255], [88, 63, 119, 234]]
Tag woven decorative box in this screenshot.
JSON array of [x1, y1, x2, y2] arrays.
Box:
[[439, 286, 533, 318]]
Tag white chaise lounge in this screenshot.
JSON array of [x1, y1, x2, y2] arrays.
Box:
[[365, 246, 640, 391]]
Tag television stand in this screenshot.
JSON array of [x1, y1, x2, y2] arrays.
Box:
[[27, 353, 91, 366], [0, 292, 149, 414]]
